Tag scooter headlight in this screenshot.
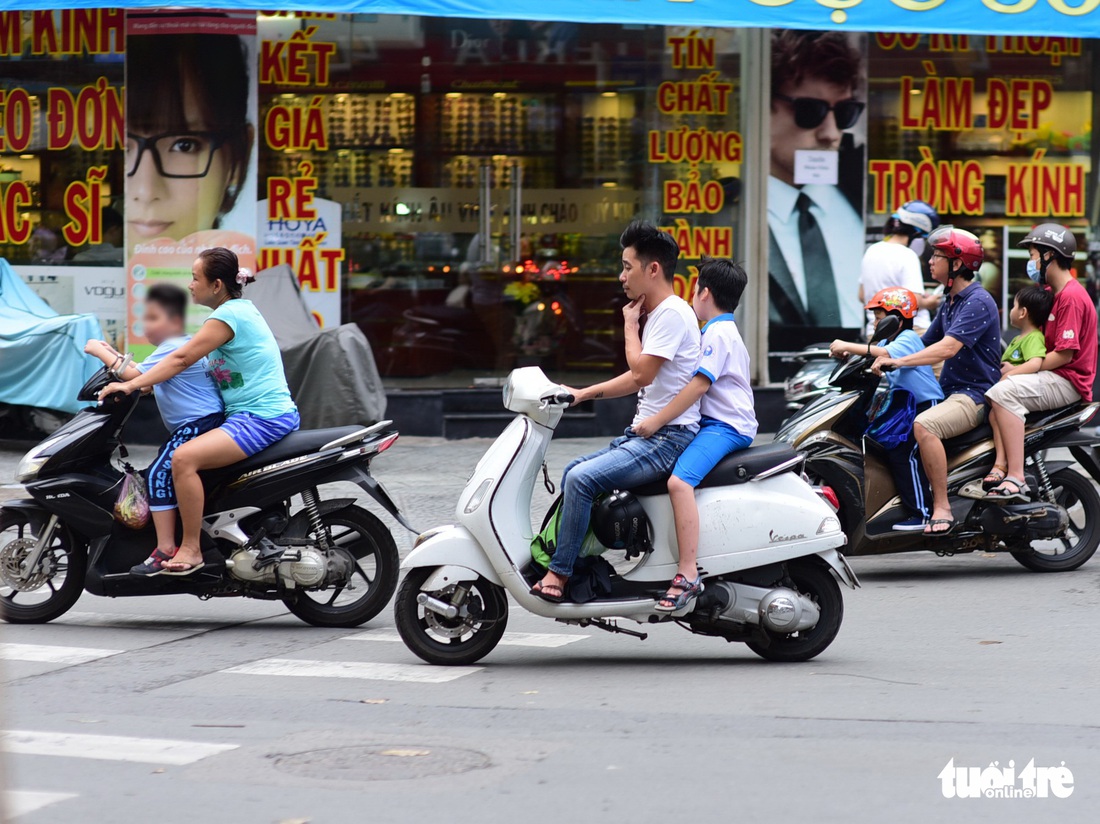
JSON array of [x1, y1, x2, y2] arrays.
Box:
[[14, 432, 69, 483]]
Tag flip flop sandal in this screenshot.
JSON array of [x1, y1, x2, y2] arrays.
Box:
[[986, 478, 1030, 502], [924, 518, 957, 536], [130, 548, 176, 577], [654, 573, 704, 613], [533, 581, 566, 603], [161, 561, 206, 577]]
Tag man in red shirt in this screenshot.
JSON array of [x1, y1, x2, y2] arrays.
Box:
[[986, 223, 1098, 500]]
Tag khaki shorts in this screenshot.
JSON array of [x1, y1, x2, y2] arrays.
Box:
[[985, 372, 1081, 420], [914, 393, 985, 440]]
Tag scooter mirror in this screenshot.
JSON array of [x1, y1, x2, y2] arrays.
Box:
[[873, 315, 902, 341]]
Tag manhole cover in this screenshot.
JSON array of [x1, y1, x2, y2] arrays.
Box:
[[273, 745, 491, 781]]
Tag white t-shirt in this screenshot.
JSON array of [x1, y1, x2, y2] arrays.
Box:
[[633, 295, 701, 429], [696, 315, 758, 439], [859, 240, 930, 336]]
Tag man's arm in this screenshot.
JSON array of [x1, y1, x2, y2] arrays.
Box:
[[633, 374, 710, 437], [874, 335, 962, 372], [1040, 349, 1073, 371], [570, 371, 641, 404], [622, 298, 667, 388]]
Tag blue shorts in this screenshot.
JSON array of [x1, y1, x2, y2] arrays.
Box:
[[220, 409, 300, 457], [671, 416, 753, 487], [147, 412, 225, 511]]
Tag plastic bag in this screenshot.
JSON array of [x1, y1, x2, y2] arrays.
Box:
[[114, 466, 150, 529]]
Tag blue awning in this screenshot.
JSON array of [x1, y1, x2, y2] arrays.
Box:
[[0, 2, 1098, 38]]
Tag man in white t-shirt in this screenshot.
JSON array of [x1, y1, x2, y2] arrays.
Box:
[[531, 221, 700, 603], [858, 201, 941, 337]]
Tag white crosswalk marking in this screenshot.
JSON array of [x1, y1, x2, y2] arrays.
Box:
[[5, 790, 77, 818], [344, 627, 589, 648], [224, 657, 481, 683], [0, 643, 123, 665], [1, 730, 238, 765]]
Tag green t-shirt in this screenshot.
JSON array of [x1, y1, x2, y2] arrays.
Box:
[[1002, 329, 1046, 366]]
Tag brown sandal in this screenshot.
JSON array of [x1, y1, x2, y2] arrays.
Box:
[[982, 465, 1007, 490]]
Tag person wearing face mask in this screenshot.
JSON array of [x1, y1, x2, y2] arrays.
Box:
[[984, 224, 1098, 502]]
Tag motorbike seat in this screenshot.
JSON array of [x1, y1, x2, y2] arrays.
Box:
[[1027, 403, 1084, 428], [942, 422, 994, 453], [630, 442, 801, 496], [202, 426, 364, 483]]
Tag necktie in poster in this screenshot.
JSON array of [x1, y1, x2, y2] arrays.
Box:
[[124, 9, 258, 357]]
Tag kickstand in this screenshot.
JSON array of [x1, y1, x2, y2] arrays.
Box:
[[581, 618, 648, 641]]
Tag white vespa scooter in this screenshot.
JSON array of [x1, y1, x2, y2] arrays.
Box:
[[395, 368, 859, 665]]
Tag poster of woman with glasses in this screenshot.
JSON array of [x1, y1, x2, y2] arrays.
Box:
[[767, 30, 867, 360], [124, 9, 257, 357]]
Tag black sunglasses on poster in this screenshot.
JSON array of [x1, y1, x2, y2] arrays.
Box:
[[773, 93, 865, 131]]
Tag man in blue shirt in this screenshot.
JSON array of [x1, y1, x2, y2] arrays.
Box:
[[874, 227, 1001, 535]]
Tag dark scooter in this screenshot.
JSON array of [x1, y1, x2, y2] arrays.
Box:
[[1, 360, 413, 625], [775, 317, 1100, 572]]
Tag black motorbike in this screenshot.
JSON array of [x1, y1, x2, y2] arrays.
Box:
[[1, 362, 412, 626], [775, 318, 1100, 572]]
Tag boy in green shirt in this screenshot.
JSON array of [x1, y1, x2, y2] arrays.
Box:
[[1001, 286, 1053, 376], [984, 285, 1054, 489]]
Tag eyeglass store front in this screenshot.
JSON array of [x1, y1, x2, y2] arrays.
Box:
[[2, 4, 1099, 433]]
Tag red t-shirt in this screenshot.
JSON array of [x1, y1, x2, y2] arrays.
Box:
[[1045, 278, 1097, 401]]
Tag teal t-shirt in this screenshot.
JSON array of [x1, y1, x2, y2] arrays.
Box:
[[206, 299, 296, 419], [1002, 329, 1046, 366]]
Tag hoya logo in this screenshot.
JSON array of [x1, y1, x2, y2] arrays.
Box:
[[938, 758, 1073, 799], [769, 529, 805, 543]]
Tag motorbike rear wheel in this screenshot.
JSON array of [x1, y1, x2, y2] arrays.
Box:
[[394, 566, 508, 666], [1011, 468, 1100, 573], [746, 559, 843, 663], [283, 506, 399, 627], [0, 511, 85, 624]]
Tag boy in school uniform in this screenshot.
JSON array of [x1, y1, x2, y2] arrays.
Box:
[[634, 259, 757, 611], [84, 284, 224, 576]]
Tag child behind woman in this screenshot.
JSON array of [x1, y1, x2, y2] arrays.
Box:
[[84, 285, 224, 575]]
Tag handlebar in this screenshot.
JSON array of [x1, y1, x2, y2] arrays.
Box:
[[540, 391, 576, 407], [110, 353, 134, 379]]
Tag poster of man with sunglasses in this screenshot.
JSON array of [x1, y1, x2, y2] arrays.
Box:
[[124, 9, 258, 358], [768, 30, 867, 365]]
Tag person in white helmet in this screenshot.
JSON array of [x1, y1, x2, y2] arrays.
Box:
[[858, 200, 942, 338]]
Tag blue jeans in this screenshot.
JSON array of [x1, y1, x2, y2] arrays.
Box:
[[549, 425, 695, 577]]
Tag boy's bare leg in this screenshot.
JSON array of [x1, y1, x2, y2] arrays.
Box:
[[988, 406, 1007, 479], [667, 476, 700, 587], [151, 509, 178, 554]]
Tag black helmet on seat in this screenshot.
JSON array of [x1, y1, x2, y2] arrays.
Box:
[[593, 490, 652, 559]]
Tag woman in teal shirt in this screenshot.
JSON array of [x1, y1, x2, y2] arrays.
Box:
[[101, 247, 299, 575]]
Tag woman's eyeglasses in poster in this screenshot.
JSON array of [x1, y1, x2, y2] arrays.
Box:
[[125, 132, 228, 179]]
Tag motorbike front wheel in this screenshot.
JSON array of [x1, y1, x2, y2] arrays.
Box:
[[745, 559, 843, 663], [0, 510, 85, 624], [1011, 468, 1100, 573], [394, 566, 508, 666], [283, 506, 399, 627]]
